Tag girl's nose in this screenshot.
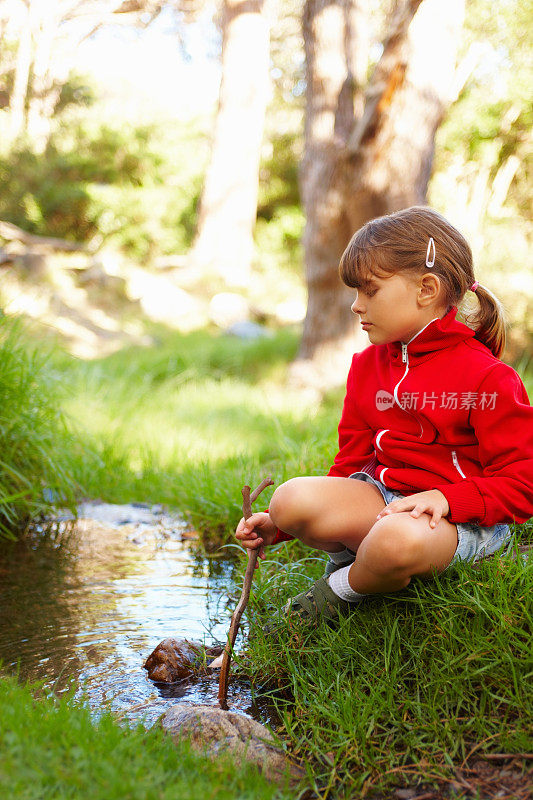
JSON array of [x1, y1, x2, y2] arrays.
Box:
[[351, 297, 363, 315]]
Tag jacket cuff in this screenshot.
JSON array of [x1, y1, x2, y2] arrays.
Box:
[[271, 528, 295, 545], [434, 481, 486, 525]]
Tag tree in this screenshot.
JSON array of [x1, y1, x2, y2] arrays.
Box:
[[292, 0, 465, 390], [1, 0, 167, 146], [190, 0, 272, 287]]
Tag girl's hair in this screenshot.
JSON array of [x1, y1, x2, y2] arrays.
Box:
[[339, 206, 507, 358]]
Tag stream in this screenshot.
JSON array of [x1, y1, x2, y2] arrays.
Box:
[[0, 502, 273, 728]]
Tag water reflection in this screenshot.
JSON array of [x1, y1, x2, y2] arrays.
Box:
[[0, 506, 272, 727]]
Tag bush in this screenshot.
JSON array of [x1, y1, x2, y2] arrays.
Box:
[[0, 120, 208, 260]]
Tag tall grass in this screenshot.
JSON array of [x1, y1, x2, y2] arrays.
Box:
[[0, 316, 79, 539]]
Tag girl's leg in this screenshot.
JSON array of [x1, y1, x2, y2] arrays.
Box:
[[268, 476, 387, 552], [269, 477, 459, 595], [348, 511, 458, 593]]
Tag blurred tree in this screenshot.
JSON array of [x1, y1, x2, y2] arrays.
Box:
[[190, 0, 273, 287], [292, 0, 465, 390], [0, 0, 166, 147]]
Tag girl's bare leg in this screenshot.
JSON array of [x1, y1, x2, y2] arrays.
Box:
[[268, 476, 387, 553], [268, 477, 459, 593]]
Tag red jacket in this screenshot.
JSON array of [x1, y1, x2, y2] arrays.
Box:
[[328, 305, 533, 526]]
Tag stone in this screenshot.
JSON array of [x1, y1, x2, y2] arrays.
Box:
[[160, 703, 302, 782], [126, 267, 208, 331], [143, 638, 208, 682], [209, 292, 250, 328], [226, 320, 272, 340]]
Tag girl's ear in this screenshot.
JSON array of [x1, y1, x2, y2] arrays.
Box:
[[418, 273, 442, 306]]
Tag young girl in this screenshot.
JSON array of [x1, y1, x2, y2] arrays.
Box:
[[235, 206, 533, 622]]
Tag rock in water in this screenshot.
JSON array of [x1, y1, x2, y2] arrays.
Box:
[[143, 638, 206, 682], [160, 703, 302, 782]]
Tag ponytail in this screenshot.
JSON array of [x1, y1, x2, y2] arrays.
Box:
[[459, 283, 508, 359]]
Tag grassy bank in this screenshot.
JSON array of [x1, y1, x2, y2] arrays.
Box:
[[0, 676, 285, 800], [0, 317, 79, 539], [245, 539, 532, 797], [54, 325, 339, 550]]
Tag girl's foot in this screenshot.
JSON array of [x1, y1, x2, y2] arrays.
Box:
[[283, 576, 357, 623]]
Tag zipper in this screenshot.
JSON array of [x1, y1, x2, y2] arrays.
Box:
[[451, 450, 466, 478], [393, 344, 423, 437], [392, 319, 440, 439]]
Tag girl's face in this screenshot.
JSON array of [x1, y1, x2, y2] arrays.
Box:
[[350, 271, 444, 345]]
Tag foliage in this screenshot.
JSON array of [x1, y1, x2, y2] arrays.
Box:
[[0, 118, 208, 260], [256, 132, 304, 274], [430, 0, 532, 316], [0, 675, 284, 800], [0, 316, 79, 540]]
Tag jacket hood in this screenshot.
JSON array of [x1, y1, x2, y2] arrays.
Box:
[[386, 305, 476, 360]]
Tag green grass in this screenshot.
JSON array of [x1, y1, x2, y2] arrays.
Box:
[[0, 676, 286, 800], [244, 537, 532, 797], [51, 326, 341, 550], [0, 316, 79, 539]]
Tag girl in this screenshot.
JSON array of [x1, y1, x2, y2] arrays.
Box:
[[235, 206, 533, 622]]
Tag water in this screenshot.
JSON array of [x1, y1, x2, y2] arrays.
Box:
[[0, 503, 273, 727]]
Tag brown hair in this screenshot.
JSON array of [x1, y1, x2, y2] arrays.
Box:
[[339, 206, 507, 358]]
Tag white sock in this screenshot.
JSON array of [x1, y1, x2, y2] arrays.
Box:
[[327, 547, 356, 565], [327, 564, 367, 603]]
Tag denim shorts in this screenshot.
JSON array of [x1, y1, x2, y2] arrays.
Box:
[[350, 471, 512, 571]]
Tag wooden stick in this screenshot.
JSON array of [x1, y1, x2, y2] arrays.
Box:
[[218, 476, 274, 706]]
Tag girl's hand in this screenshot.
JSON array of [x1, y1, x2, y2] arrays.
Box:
[[235, 512, 277, 564], [375, 490, 450, 529]]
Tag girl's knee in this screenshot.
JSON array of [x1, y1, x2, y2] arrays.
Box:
[[269, 477, 316, 532], [358, 516, 424, 575]]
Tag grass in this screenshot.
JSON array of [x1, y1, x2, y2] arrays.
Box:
[[49, 325, 340, 550], [244, 538, 532, 797], [0, 676, 286, 800], [0, 316, 79, 539]]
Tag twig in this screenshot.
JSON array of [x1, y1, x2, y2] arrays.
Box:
[[218, 476, 274, 706], [480, 753, 532, 761]]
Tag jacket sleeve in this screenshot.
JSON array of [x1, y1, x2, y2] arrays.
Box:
[[328, 353, 375, 478], [434, 362, 533, 526]]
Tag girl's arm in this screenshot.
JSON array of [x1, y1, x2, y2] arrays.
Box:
[[434, 362, 533, 526]]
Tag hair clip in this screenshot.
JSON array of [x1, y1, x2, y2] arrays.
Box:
[[426, 237, 436, 268]]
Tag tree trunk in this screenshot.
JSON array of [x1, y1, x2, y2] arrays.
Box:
[[27, 1, 62, 148], [190, 0, 271, 287], [9, 1, 32, 140], [293, 0, 465, 391]]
